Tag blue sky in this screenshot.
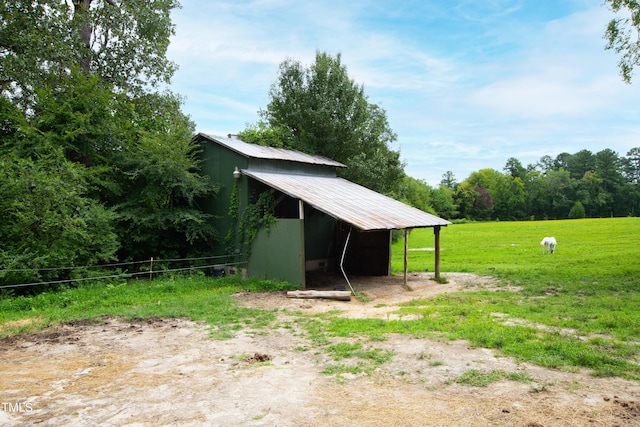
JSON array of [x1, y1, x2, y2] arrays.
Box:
[[167, 0, 640, 186]]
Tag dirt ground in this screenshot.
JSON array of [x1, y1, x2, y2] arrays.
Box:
[[2, 272, 640, 426]]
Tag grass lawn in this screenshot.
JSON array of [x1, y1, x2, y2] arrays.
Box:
[[0, 277, 295, 339], [391, 217, 640, 378], [1, 217, 640, 379]]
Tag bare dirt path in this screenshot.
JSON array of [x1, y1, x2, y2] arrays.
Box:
[[1, 273, 640, 426]]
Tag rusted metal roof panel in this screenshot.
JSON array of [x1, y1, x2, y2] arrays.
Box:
[[197, 133, 346, 168], [243, 170, 451, 231]]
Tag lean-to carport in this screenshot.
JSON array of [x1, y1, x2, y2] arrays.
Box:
[[242, 170, 451, 290]]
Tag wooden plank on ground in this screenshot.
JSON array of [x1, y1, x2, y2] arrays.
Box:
[[286, 290, 351, 301]]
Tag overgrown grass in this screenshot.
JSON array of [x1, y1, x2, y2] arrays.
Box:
[[0, 274, 297, 339]]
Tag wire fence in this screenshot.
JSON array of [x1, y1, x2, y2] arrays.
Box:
[[0, 255, 247, 290]]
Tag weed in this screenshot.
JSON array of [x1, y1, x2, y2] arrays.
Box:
[[354, 291, 371, 303], [529, 382, 554, 393], [417, 351, 430, 360], [321, 364, 365, 376], [455, 369, 529, 387]]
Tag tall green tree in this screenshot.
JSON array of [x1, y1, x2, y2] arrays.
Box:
[[461, 168, 526, 220], [253, 51, 405, 196], [1, 0, 219, 281], [1, 0, 178, 105], [622, 147, 640, 215], [398, 176, 436, 214], [0, 143, 119, 286], [440, 171, 458, 189], [504, 157, 527, 181], [430, 185, 458, 219], [113, 93, 218, 260], [566, 149, 596, 180]]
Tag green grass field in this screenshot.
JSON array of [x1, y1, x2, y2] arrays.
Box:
[[388, 217, 640, 378], [1, 217, 640, 379]]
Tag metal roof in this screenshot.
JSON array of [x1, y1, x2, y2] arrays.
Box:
[[197, 133, 346, 168], [243, 170, 451, 231]]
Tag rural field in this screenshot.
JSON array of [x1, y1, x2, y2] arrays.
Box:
[[1, 217, 640, 426]]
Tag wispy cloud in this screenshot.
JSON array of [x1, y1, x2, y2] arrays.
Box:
[[168, 0, 640, 185]]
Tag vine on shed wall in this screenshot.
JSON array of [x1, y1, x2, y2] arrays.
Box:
[[226, 185, 277, 257]]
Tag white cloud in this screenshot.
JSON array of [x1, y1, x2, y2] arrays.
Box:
[[167, 1, 640, 186]]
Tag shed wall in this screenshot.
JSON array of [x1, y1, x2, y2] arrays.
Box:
[[199, 139, 249, 256], [248, 219, 305, 286]]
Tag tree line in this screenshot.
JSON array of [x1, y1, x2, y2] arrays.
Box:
[[402, 148, 640, 222]]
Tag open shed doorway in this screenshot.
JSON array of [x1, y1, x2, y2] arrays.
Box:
[[299, 205, 392, 286], [334, 222, 391, 276]]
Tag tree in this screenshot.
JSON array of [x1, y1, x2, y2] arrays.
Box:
[[604, 0, 640, 83], [542, 168, 576, 219], [566, 149, 596, 180], [0, 143, 119, 287], [114, 129, 218, 261], [526, 170, 551, 220], [238, 122, 294, 148], [621, 147, 640, 215], [454, 181, 493, 220], [1, 0, 220, 275], [624, 147, 640, 184], [554, 152, 572, 171], [595, 149, 624, 191], [504, 157, 526, 181], [1, 0, 178, 106], [493, 175, 526, 220], [430, 185, 458, 219], [568, 201, 586, 219], [462, 168, 526, 220], [536, 155, 555, 174], [576, 171, 608, 216], [440, 171, 458, 189], [257, 51, 405, 196], [398, 177, 436, 214]]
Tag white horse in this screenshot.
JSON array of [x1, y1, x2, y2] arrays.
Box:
[[540, 237, 557, 254]]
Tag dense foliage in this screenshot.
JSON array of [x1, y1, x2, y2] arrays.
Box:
[[0, 1, 217, 288], [240, 51, 406, 197], [431, 148, 640, 221]]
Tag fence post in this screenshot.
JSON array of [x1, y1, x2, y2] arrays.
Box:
[[149, 257, 154, 281]]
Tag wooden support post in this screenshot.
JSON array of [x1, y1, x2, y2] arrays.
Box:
[[404, 229, 409, 287], [434, 226, 441, 279]]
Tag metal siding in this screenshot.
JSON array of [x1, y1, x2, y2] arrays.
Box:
[[242, 170, 451, 231], [248, 219, 305, 286], [199, 141, 249, 256]]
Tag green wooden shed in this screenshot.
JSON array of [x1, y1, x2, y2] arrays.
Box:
[[195, 133, 451, 288]]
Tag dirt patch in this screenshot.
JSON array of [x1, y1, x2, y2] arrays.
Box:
[[1, 273, 640, 426]]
